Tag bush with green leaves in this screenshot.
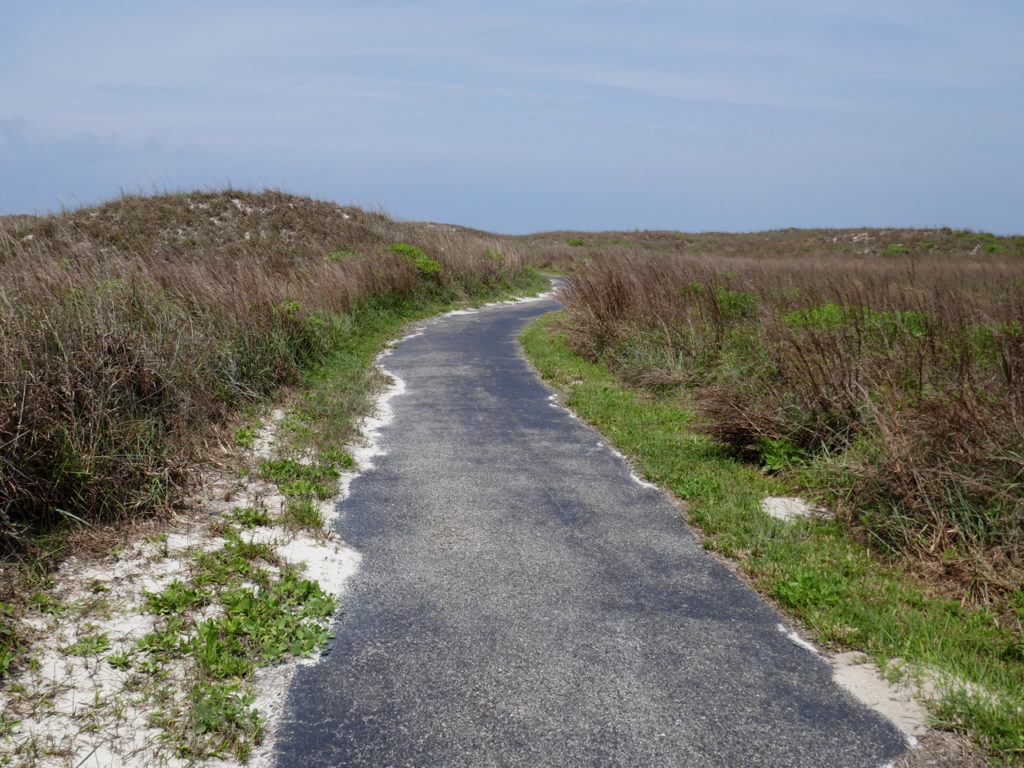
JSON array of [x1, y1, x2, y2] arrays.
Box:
[[388, 243, 441, 275]]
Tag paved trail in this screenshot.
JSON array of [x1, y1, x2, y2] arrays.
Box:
[[273, 292, 907, 767]]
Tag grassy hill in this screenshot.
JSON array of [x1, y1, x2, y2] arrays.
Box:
[[0, 189, 544, 553]]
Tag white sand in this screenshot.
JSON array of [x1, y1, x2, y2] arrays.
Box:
[[0, 370, 401, 767], [760, 496, 829, 522]]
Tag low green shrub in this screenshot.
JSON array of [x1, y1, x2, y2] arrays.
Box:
[[388, 242, 441, 275], [881, 243, 909, 256]]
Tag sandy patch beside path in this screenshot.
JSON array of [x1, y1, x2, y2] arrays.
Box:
[[0, 406, 376, 767]]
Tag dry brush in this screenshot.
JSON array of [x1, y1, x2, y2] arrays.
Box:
[[0, 189, 538, 553], [547, 228, 1024, 609]]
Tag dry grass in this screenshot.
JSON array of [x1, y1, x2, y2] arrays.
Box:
[[528, 227, 1024, 614], [0, 189, 536, 556]]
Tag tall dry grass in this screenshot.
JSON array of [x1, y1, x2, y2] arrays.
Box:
[[0, 189, 536, 551], [552, 228, 1024, 602]]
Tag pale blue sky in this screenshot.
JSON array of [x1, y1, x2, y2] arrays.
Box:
[[2, 1, 1022, 233]]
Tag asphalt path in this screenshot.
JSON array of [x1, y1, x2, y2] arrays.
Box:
[[272, 290, 907, 767]]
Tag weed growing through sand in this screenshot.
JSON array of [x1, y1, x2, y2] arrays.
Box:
[[281, 478, 335, 500], [283, 499, 325, 532], [258, 459, 339, 501], [143, 580, 208, 614], [122, 522, 338, 760], [320, 446, 355, 470], [229, 507, 272, 528], [234, 422, 263, 449], [258, 458, 337, 486], [28, 593, 66, 616], [63, 632, 111, 657], [184, 680, 262, 761], [0, 604, 21, 677], [105, 651, 131, 671]]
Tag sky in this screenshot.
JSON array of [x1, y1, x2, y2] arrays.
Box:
[[1, 0, 1022, 234]]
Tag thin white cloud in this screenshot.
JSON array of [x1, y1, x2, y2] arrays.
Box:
[[2, 1, 1022, 232]]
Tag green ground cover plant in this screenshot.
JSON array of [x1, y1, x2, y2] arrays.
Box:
[[129, 531, 338, 760], [521, 311, 1024, 763], [229, 507, 272, 529], [0, 605, 17, 678]]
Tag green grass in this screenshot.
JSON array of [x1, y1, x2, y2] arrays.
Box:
[[282, 499, 325, 531], [521, 311, 1024, 765]]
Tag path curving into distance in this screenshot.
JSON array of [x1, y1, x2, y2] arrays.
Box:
[[272, 288, 907, 767]]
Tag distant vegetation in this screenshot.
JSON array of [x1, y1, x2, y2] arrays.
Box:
[[0, 189, 544, 554], [514, 227, 1023, 611], [515, 226, 1024, 761], [5, 206, 1021, 611]]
